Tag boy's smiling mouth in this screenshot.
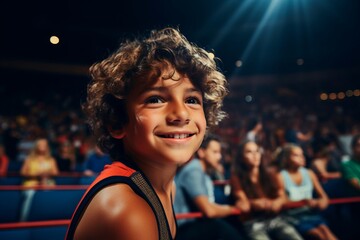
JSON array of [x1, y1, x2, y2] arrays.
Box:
[[157, 133, 195, 139]]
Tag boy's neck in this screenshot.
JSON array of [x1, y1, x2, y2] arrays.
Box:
[[135, 160, 177, 195]]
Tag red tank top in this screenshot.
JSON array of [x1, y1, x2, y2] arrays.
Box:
[[65, 161, 174, 240]]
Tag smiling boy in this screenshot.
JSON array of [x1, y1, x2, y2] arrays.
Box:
[[65, 28, 228, 240]]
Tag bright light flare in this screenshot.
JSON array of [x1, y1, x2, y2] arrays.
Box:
[[50, 36, 60, 45]]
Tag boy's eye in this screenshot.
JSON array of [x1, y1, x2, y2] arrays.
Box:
[[186, 97, 202, 105], [145, 96, 164, 104]]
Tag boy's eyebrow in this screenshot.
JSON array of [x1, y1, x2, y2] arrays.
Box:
[[140, 86, 202, 94]]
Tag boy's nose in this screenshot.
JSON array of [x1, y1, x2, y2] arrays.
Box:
[[166, 101, 190, 125]]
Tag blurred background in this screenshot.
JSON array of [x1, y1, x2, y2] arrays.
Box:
[[1, 0, 359, 162], [1, 0, 360, 102], [1, 0, 360, 239]]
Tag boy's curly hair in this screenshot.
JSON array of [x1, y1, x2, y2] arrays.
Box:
[[83, 27, 228, 160]]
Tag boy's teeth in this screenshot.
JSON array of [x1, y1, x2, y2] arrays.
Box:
[[166, 134, 189, 139]]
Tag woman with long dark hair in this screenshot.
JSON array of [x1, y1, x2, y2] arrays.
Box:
[[231, 140, 302, 240]]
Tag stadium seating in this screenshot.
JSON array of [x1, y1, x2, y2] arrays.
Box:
[[27, 189, 85, 221], [0, 189, 22, 223]]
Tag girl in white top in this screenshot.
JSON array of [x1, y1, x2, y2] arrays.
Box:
[[277, 143, 337, 240]]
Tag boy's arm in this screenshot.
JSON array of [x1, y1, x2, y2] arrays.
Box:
[[74, 184, 159, 240]]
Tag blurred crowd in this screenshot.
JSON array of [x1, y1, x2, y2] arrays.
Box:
[[0, 94, 111, 177], [0, 90, 360, 239], [0, 91, 359, 178], [215, 94, 359, 178]]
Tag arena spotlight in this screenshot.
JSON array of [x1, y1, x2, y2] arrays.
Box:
[[238, 0, 282, 65], [245, 95, 253, 102], [329, 93, 337, 100], [346, 90, 353, 97], [337, 92, 345, 100], [50, 36, 60, 45], [320, 93, 328, 101], [235, 60, 243, 67], [354, 89, 360, 97]]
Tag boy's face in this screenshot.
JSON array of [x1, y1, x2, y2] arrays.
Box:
[[121, 70, 207, 167]]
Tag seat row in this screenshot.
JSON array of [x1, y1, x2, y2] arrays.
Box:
[[0, 187, 86, 223]]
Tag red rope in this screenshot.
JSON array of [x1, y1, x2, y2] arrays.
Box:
[[0, 197, 359, 230], [0, 185, 88, 190], [176, 212, 203, 219], [329, 196, 360, 204], [0, 220, 70, 229], [6, 172, 86, 177]]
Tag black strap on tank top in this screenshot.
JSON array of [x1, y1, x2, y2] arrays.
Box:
[[66, 172, 173, 240], [130, 171, 173, 240]]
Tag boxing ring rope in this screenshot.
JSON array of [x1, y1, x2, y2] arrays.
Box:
[[176, 197, 360, 219], [0, 185, 88, 190], [0, 196, 359, 230], [0, 220, 70, 229], [6, 172, 86, 177]]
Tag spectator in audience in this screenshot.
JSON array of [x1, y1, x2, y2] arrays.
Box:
[[285, 118, 312, 146], [220, 143, 235, 180], [0, 144, 9, 176], [338, 125, 360, 158], [231, 140, 303, 240], [311, 145, 341, 181], [19, 138, 59, 221], [83, 146, 111, 176], [54, 140, 76, 172], [339, 133, 360, 240], [244, 117, 263, 144], [277, 143, 338, 240], [20, 138, 59, 186], [341, 134, 360, 193], [174, 134, 243, 240]]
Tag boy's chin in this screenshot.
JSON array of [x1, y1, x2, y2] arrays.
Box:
[[169, 155, 193, 165]]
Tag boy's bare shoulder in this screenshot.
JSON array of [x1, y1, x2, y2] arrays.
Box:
[[75, 183, 158, 240]]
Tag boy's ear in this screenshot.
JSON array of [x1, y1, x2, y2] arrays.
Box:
[[109, 128, 126, 139]]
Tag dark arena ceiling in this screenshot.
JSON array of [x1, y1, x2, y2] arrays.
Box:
[[1, 0, 360, 100]]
